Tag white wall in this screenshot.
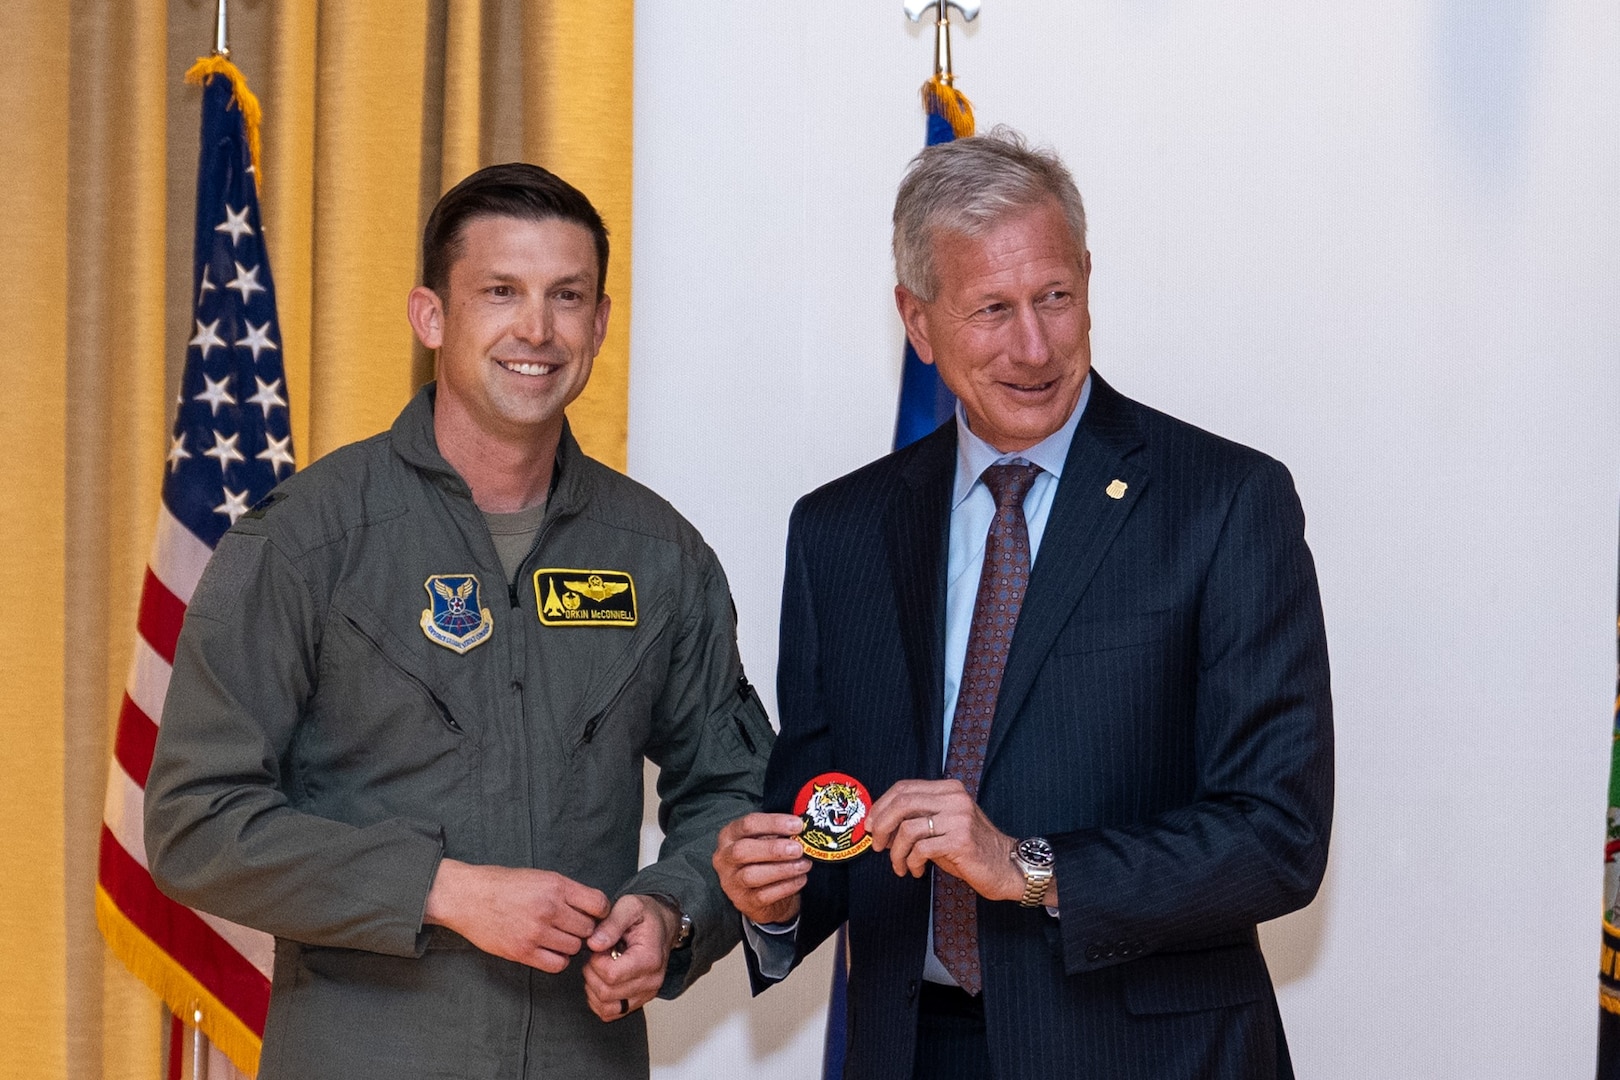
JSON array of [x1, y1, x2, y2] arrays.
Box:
[[628, 3, 1620, 1077]]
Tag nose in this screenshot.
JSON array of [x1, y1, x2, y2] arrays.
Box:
[[512, 296, 552, 345], [1009, 303, 1053, 367]]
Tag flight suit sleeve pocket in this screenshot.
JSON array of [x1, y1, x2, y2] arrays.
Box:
[[720, 677, 775, 764], [1122, 944, 1269, 1015], [187, 532, 272, 620]]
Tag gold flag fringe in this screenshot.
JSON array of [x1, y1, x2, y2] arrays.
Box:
[[921, 75, 976, 139], [96, 886, 263, 1076], [184, 55, 264, 191]]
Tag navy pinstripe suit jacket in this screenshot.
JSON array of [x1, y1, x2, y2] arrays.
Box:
[[752, 372, 1333, 1080]]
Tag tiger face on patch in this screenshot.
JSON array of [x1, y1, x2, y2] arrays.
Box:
[[794, 772, 874, 862]]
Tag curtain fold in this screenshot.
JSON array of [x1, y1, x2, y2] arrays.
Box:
[[0, 3, 633, 1075], [0, 1, 72, 1071], [64, 1, 174, 1076]]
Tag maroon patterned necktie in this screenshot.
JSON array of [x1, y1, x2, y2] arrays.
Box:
[[933, 461, 1042, 995]]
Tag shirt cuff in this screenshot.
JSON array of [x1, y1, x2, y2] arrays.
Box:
[[742, 915, 799, 980]]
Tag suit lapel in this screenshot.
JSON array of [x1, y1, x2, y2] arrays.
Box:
[[884, 425, 955, 777], [986, 374, 1148, 766]]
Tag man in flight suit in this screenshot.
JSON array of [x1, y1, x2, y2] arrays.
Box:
[[145, 163, 773, 1080]]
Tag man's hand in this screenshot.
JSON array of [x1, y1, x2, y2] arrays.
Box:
[[582, 894, 680, 1022], [423, 858, 609, 972], [713, 813, 811, 925], [867, 779, 1057, 905]]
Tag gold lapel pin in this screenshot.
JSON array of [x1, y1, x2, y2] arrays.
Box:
[[1106, 479, 1128, 500]]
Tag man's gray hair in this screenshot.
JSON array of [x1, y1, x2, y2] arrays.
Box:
[[892, 125, 1087, 300]]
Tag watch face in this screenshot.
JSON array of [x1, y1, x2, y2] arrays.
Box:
[[1018, 837, 1055, 868]]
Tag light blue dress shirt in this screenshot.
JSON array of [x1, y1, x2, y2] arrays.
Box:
[[749, 375, 1092, 984]]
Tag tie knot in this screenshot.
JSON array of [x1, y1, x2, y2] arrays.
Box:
[[981, 462, 1041, 509]]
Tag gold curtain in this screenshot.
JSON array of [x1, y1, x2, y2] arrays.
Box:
[[0, 2, 633, 1076]]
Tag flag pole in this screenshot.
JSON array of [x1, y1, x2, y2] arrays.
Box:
[[214, 0, 229, 57], [824, 6, 982, 1076], [191, 1006, 208, 1080], [904, 0, 981, 84], [193, 14, 227, 1078]]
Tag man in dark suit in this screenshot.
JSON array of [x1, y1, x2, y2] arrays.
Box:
[[713, 127, 1333, 1080]]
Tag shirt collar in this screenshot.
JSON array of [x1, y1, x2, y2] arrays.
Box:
[[952, 372, 1091, 509]]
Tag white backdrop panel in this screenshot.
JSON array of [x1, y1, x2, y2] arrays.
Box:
[[628, 3, 1620, 1078]]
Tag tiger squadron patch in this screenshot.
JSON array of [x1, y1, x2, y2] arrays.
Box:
[[795, 772, 874, 862], [420, 574, 494, 654], [533, 569, 637, 627]]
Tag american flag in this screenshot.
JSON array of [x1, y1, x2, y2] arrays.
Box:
[[96, 58, 287, 1079]]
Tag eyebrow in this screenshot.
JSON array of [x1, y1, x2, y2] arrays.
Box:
[[478, 269, 595, 289]]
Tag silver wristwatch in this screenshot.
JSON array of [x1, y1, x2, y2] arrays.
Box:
[[1012, 837, 1055, 907]]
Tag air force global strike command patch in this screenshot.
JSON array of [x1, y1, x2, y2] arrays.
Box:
[[795, 773, 874, 862], [533, 569, 637, 627], [420, 574, 494, 654]]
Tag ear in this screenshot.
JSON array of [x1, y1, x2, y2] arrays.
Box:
[[894, 285, 935, 366], [407, 285, 445, 350], [590, 293, 612, 355]]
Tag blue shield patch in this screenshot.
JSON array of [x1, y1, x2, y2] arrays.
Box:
[[420, 574, 494, 654]]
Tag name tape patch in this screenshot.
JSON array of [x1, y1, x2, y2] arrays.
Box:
[[533, 569, 637, 627]]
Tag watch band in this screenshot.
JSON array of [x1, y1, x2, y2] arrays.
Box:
[[1012, 838, 1055, 908], [1020, 869, 1053, 907]]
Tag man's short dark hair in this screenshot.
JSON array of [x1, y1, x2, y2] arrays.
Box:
[[421, 162, 610, 298]]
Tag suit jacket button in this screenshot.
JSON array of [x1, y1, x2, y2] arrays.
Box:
[[907, 979, 919, 1002], [1085, 945, 1102, 962]]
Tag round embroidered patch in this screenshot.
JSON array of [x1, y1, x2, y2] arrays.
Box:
[[794, 772, 874, 862]]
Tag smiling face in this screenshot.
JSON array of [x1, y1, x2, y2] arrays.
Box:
[[896, 198, 1091, 454], [409, 213, 609, 449]]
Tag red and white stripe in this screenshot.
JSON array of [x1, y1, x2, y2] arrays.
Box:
[[99, 505, 272, 1078]]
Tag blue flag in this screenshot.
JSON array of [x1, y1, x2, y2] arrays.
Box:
[[822, 74, 977, 1080], [892, 78, 975, 453]]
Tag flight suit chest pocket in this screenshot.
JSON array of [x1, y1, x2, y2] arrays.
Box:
[[562, 602, 675, 756], [298, 594, 480, 851]]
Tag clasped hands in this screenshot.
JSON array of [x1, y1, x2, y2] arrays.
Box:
[[423, 858, 680, 1022], [713, 778, 1050, 926]]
